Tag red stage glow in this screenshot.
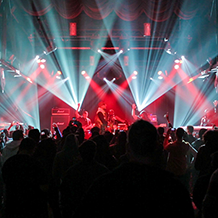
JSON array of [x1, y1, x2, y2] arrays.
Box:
[[101, 47, 119, 50], [81, 71, 106, 100], [70, 22, 77, 36], [57, 47, 91, 50], [144, 23, 151, 36]]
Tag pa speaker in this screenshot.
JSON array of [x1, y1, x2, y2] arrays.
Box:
[[51, 115, 70, 134]]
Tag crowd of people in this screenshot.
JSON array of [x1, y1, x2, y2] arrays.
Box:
[[0, 103, 218, 218]]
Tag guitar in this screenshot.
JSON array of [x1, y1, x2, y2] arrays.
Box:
[[83, 123, 95, 132]]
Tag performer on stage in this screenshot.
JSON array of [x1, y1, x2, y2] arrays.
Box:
[[211, 100, 218, 126], [75, 103, 93, 131], [200, 109, 211, 126], [94, 102, 108, 134], [200, 100, 218, 126], [107, 109, 125, 133], [131, 103, 151, 122]]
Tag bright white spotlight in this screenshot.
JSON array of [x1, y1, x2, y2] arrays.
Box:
[[56, 76, 61, 80], [35, 55, 39, 59], [127, 48, 130, 51], [181, 55, 185, 59], [85, 76, 90, 80], [111, 78, 116, 82], [166, 49, 172, 55], [40, 64, 45, 69], [103, 77, 107, 81], [26, 77, 33, 83], [164, 38, 169, 42], [120, 49, 123, 53], [174, 64, 180, 70], [44, 47, 57, 55], [132, 76, 137, 79], [174, 59, 180, 63], [14, 75, 22, 78], [41, 59, 46, 63], [157, 71, 162, 75], [158, 76, 163, 80], [57, 71, 62, 75], [81, 70, 86, 75], [133, 71, 138, 75], [97, 49, 101, 53]]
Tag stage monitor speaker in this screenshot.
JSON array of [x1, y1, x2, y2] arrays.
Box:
[[51, 108, 70, 115], [51, 115, 70, 134]]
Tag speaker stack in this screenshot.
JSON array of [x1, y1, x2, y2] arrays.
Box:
[[51, 108, 70, 134]]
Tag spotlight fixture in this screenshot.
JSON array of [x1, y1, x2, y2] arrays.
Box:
[[26, 77, 33, 83], [120, 49, 123, 53], [14, 74, 22, 78], [44, 47, 57, 55], [164, 38, 169, 42], [40, 64, 45, 69], [37, 58, 46, 63], [57, 71, 62, 75], [165, 47, 177, 56], [157, 71, 162, 75], [97, 49, 101, 53], [103, 77, 107, 81], [181, 55, 185, 59], [187, 78, 194, 84], [174, 64, 180, 70], [174, 59, 180, 63], [133, 71, 138, 75], [111, 78, 116, 82], [81, 70, 86, 75], [158, 76, 163, 80], [132, 76, 137, 79]]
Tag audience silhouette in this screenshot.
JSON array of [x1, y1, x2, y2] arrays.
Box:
[[92, 135, 118, 170], [53, 133, 81, 188], [2, 114, 218, 218], [195, 130, 218, 177], [1, 129, 24, 165], [34, 138, 61, 218], [74, 120, 195, 218], [164, 127, 197, 190], [60, 140, 109, 217], [2, 137, 48, 218]]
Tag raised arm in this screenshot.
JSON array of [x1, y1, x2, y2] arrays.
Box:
[[75, 103, 81, 119], [131, 104, 138, 120], [7, 121, 15, 132]]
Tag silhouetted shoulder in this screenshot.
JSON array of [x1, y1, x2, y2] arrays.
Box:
[[75, 162, 194, 218]]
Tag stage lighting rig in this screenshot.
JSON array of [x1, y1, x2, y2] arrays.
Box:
[[43, 47, 57, 55]]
